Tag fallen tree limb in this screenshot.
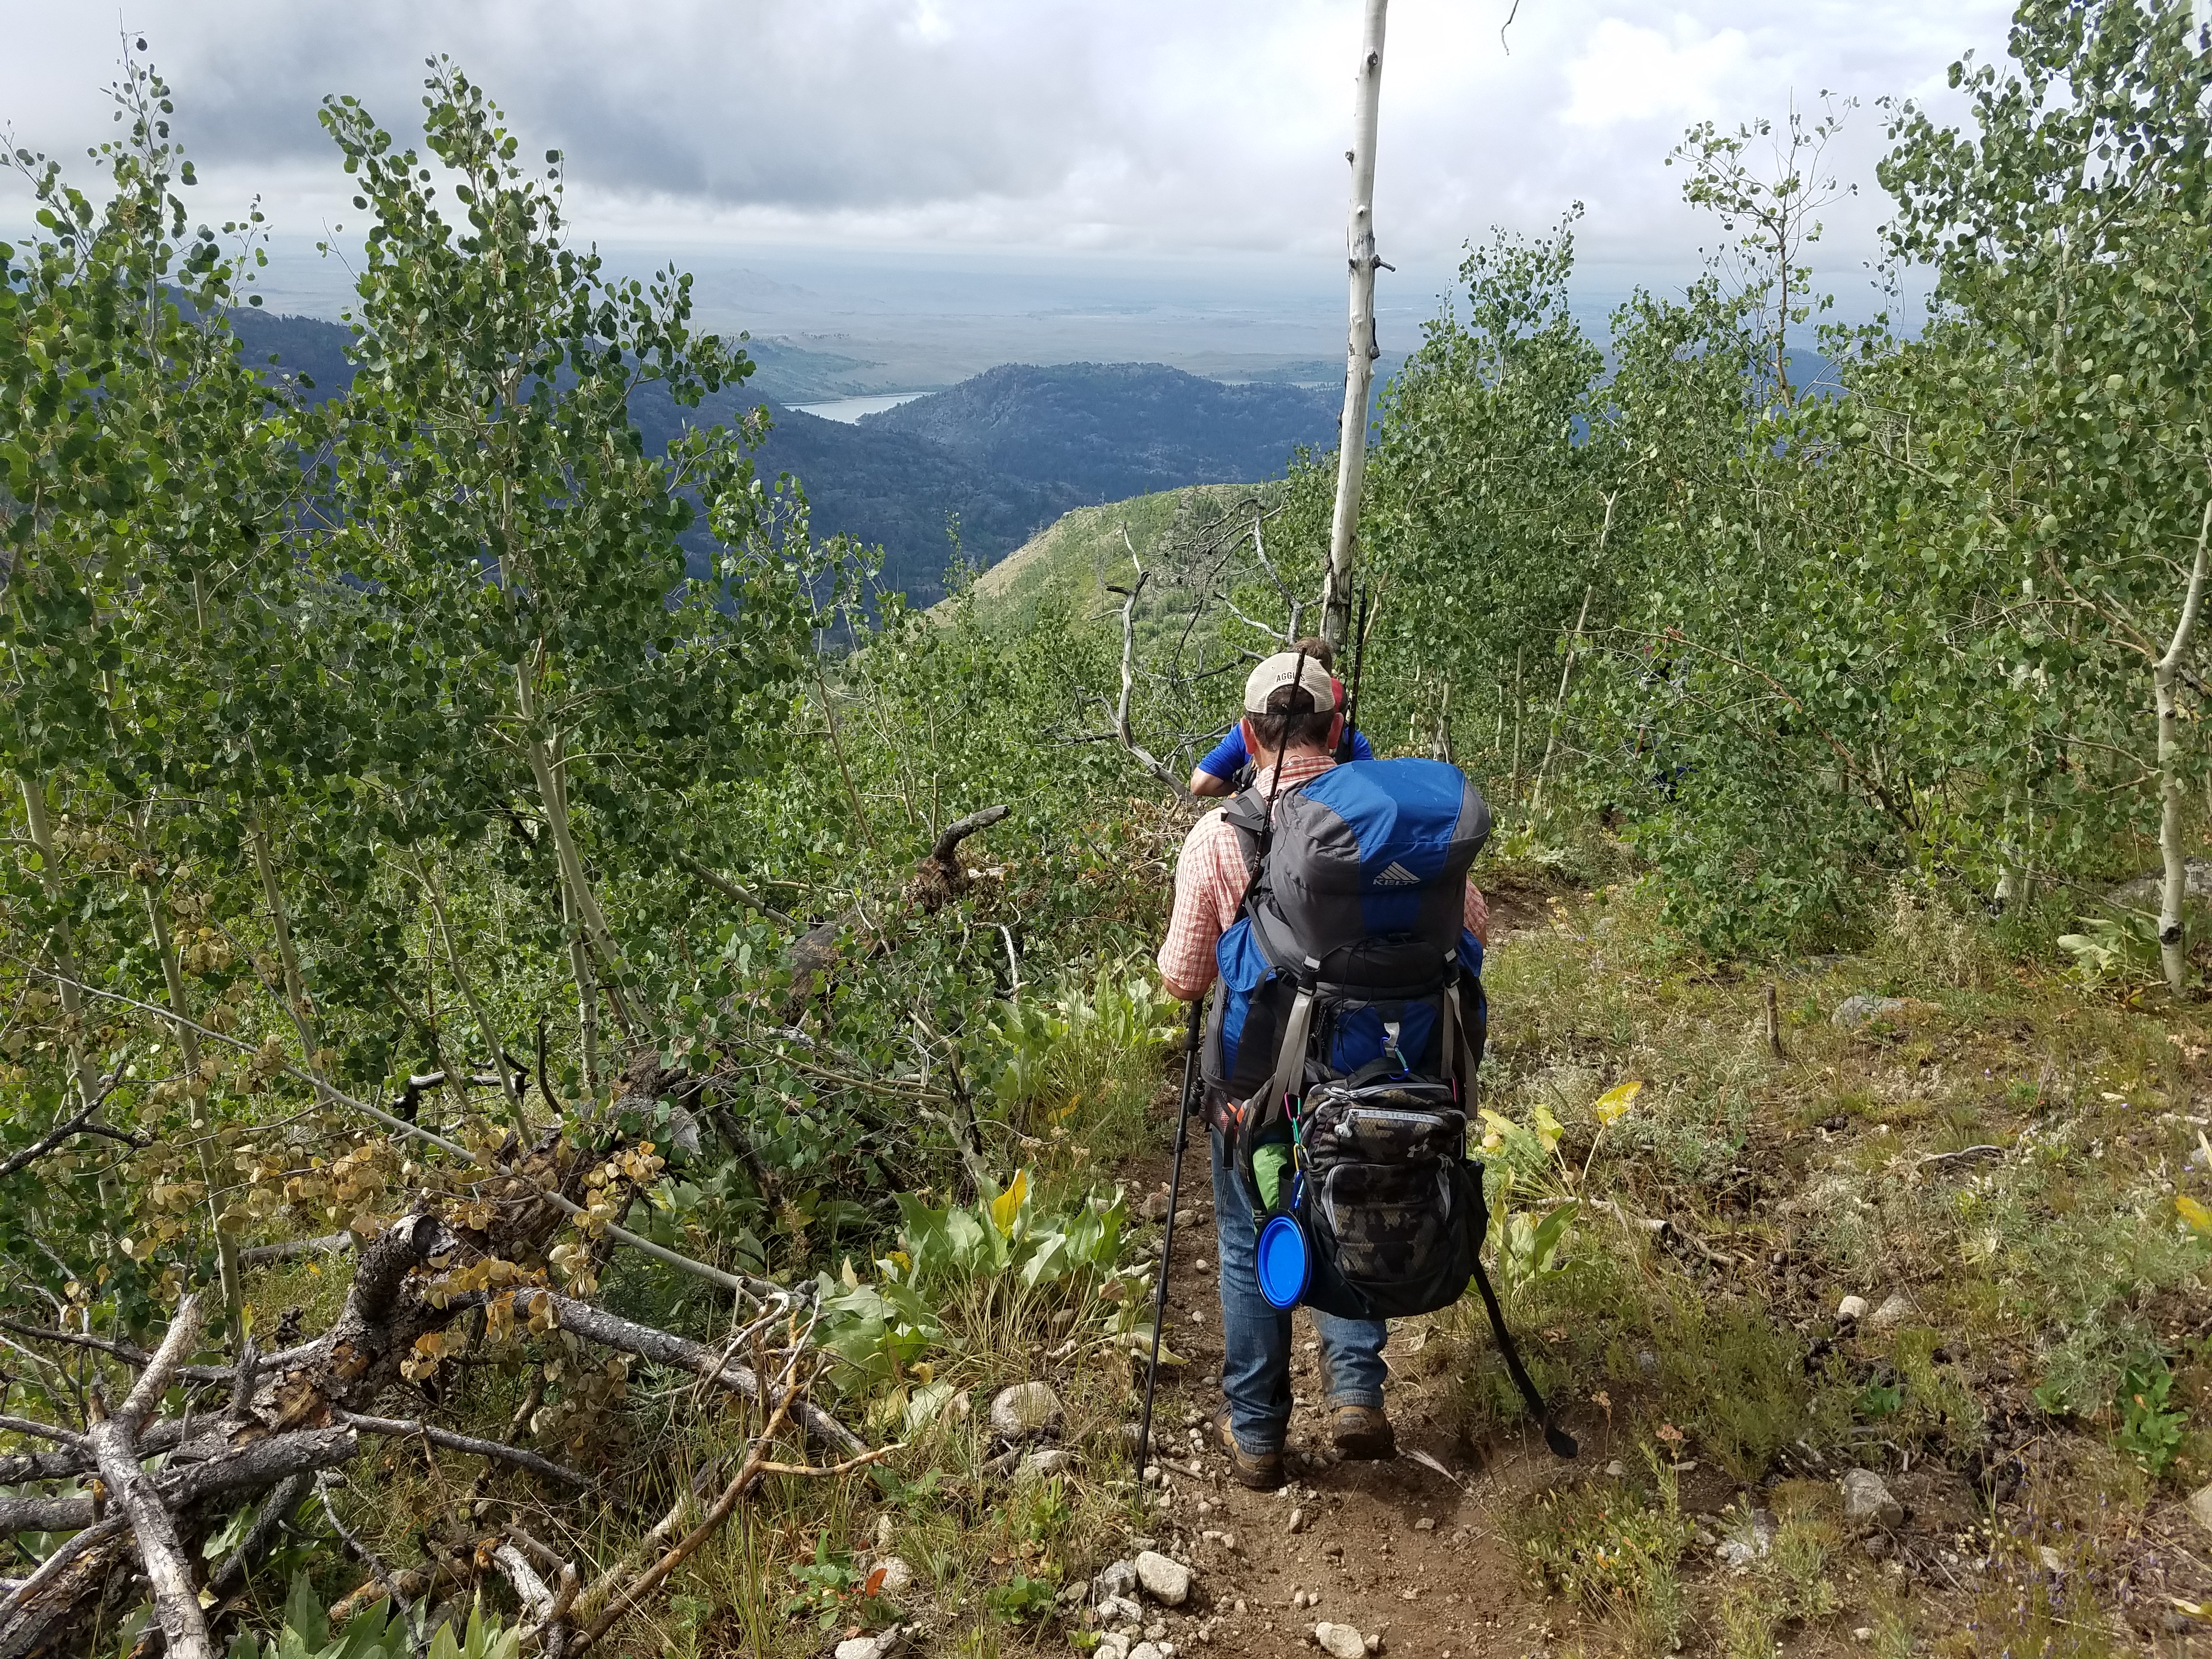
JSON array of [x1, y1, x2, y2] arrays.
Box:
[[336, 1410, 589, 1488], [0, 1514, 128, 1654], [0, 1185, 860, 1647], [207, 1470, 313, 1602], [0, 1426, 359, 1533], [86, 1295, 212, 1659], [0, 1414, 79, 1446], [494, 1541, 555, 1624], [0, 1315, 318, 1385], [238, 1232, 353, 1267], [753, 1443, 901, 1479], [674, 852, 798, 929], [571, 1357, 812, 1650], [326, 1544, 474, 1626], [520, 1289, 862, 1457], [927, 805, 1010, 868], [0, 1398, 211, 1486], [313, 1475, 411, 1623], [0, 1494, 105, 1533]]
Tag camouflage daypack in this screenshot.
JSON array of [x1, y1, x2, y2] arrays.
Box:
[[1203, 758, 1490, 1321]]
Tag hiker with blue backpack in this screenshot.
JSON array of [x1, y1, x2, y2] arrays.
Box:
[[1151, 648, 1575, 1489], [1186, 636, 1373, 798]]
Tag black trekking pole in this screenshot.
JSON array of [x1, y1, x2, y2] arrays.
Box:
[[1468, 1253, 1578, 1459], [1135, 995, 1206, 1487]]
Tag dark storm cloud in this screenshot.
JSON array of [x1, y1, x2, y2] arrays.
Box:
[[8, 1, 1113, 210], [2, 1, 2016, 262]]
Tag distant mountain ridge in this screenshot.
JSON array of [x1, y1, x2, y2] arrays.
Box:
[[224, 308, 1340, 603], [861, 363, 1336, 503]]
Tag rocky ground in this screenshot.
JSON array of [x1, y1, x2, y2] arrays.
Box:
[[813, 880, 2212, 1659], [1039, 883, 2212, 1659], [1103, 1208, 1571, 1659], [1066, 1184, 2207, 1659]]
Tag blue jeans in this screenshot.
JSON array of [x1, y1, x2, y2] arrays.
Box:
[[1210, 1128, 1389, 1454]]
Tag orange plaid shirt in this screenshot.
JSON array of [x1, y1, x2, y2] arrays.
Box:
[[1156, 751, 1489, 997]]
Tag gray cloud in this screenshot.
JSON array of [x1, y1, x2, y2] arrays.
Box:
[[1, 0, 2017, 272]]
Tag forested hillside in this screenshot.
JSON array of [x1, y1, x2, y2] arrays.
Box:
[[862, 364, 1336, 503], [227, 306, 1332, 604], [3, 8, 2211, 1659]]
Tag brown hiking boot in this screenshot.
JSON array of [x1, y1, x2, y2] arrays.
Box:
[[1329, 1403, 1396, 1459], [1212, 1410, 1288, 1490]]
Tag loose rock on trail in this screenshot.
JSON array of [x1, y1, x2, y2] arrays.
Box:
[[1108, 1166, 1577, 1659]]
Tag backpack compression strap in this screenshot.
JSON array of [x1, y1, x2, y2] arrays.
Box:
[[1256, 956, 1321, 1123]]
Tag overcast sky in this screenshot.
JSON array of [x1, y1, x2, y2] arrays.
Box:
[[0, 1, 2017, 272]]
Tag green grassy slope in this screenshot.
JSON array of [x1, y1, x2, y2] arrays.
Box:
[[968, 482, 1283, 620]]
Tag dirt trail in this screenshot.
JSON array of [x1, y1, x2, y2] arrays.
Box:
[[1127, 1163, 1585, 1659]]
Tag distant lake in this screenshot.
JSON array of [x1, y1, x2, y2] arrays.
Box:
[[792, 392, 929, 423]]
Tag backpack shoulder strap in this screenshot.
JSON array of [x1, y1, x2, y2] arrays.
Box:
[[1219, 788, 1269, 879]]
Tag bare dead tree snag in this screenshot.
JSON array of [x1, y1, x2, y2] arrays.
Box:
[[1322, 0, 1391, 650], [1103, 540, 1198, 802], [2154, 495, 2212, 998], [910, 805, 1012, 913]]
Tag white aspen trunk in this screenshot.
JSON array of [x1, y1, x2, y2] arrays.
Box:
[[407, 851, 523, 1118], [137, 876, 243, 1334], [2154, 498, 2212, 1000], [1322, 0, 1391, 650], [250, 820, 327, 1071], [1531, 583, 1596, 811], [563, 882, 602, 1104], [515, 668, 642, 1042], [19, 780, 100, 1110]]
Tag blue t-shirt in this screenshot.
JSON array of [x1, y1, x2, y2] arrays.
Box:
[[1196, 724, 1374, 779]]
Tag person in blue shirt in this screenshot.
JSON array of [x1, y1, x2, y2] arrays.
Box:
[[1188, 636, 1374, 797]]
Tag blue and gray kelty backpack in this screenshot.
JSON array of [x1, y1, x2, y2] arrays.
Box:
[[1203, 757, 1576, 1457]]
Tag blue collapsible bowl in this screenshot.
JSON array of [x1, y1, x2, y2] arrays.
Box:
[[1255, 1212, 1311, 1310]]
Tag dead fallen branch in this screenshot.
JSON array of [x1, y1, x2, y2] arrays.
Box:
[[675, 851, 799, 928], [520, 1288, 862, 1458], [494, 1540, 556, 1624], [569, 1338, 822, 1651], [336, 1410, 589, 1488], [84, 1294, 212, 1659], [0, 1425, 360, 1532], [0, 1514, 129, 1656], [0, 1196, 877, 1655], [207, 1471, 314, 1604], [0, 1315, 318, 1387], [313, 1474, 409, 1621], [238, 1232, 353, 1267], [752, 1443, 902, 1479]]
